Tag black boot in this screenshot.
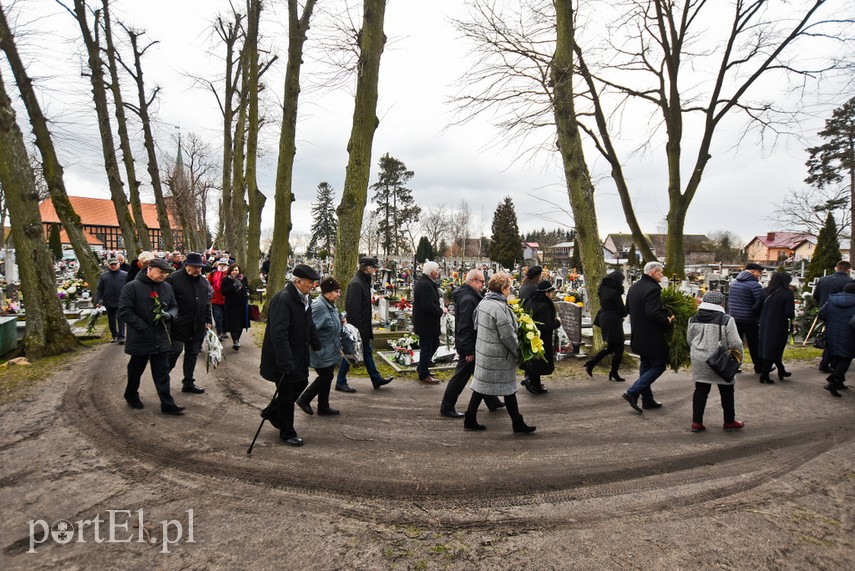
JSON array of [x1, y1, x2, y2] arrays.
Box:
[[511, 414, 536, 434], [464, 411, 486, 430], [584, 360, 594, 377]]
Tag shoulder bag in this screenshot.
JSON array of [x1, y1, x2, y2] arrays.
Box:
[[705, 314, 741, 382]]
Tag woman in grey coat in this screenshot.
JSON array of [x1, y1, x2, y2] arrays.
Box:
[[464, 273, 536, 433], [686, 290, 745, 433], [296, 277, 344, 416]]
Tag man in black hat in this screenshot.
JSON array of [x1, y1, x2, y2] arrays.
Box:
[[335, 257, 394, 392], [166, 252, 211, 394], [118, 257, 184, 414], [259, 264, 321, 446]]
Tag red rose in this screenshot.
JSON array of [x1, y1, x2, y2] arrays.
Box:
[[150, 292, 158, 298]]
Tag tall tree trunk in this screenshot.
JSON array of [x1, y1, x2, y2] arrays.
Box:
[[332, 0, 387, 306], [69, 0, 139, 259], [0, 6, 101, 289], [244, 0, 264, 291], [0, 70, 77, 359], [230, 73, 248, 265], [552, 0, 605, 334], [214, 14, 242, 254], [122, 26, 173, 251], [266, 0, 317, 304], [101, 0, 150, 250]]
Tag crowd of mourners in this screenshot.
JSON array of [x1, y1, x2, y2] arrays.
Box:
[[97, 249, 852, 446]]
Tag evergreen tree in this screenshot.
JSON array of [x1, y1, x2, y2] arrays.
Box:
[[627, 243, 637, 268], [415, 236, 434, 263], [805, 211, 841, 285], [371, 153, 420, 255], [308, 181, 338, 254], [48, 223, 63, 261], [806, 97, 855, 260], [437, 239, 448, 258], [490, 196, 522, 269]]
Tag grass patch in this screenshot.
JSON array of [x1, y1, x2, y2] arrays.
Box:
[[0, 334, 110, 404]]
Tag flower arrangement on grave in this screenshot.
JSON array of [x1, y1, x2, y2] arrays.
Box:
[[391, 333, 419, 366], [661, 285, 696, 372], [396, 298, 412, 311], [507, 298, 546, 363], [150, 291, 172, 344], [1, 298, 18, 315]]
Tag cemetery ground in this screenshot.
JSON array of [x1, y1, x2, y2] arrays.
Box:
[[0, 327, 853, 570]]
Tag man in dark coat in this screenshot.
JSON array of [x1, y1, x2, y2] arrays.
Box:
[[439, 269, 503, 417], [95, 257, 128, 343], [813, 260, 854, 373], [335, 257, 393, 392], [818, 282, 855, 396], [166, 252, 211, 394], [728, 262, 765, 374], [622, 261, 674, 414], [413, 261, 447, 384], [259, 264, 321, 446], [118, 258, 183, 414]]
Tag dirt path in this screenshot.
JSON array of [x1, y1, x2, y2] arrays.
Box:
[[1, 341, 853, 569]]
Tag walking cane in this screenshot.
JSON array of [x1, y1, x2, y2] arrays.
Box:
[[802, 315, 819, 347], [247, 373, 285, 455]]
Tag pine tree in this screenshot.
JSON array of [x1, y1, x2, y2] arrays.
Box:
[[805, 211, 841, 284], [371, 153, 420, 255], [490, 196, 522, 269], [308, 181, 338, 254], [569, 244, 583, 273], [806, 97, 855, 260], [627, 243, 637, 268], [48, 223, 63, 261], [415, 236, 434, 263]]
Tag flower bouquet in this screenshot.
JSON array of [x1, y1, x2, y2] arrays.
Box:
[[395, 298, 412, 311], [390, 333, 419, 366], [507, 298, 546, 363], [150, 291, 171, 344], [205, 328, 224, 371]]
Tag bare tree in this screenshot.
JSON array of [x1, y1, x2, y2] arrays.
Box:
[[59, 0, 139, 258], [100, 0, 150, 250], [449, 199, 472, 256], [0, 67, 77, 358], [420, 203, 451, 252], [768, 186, 850, 236], [266, 0, 318, 303], [244, 0, 265, 289], [332, 0, 388, 304], [118, 24, 174, 251], [165, 133, 214, 252]]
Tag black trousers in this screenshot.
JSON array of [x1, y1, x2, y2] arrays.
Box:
[[441, 358, 502, 410], [168, 332, 205, 384], [105, 306, 125, 339], [125, 352, 172, 403], [586, 341, 624, 374], [302, 365, 335, 408], [466, 391, 521, 421], [831, 356, 852, 381], [692, 382, 735, 424], [735, 320, 762, 372], [273, 379, 309, 439]]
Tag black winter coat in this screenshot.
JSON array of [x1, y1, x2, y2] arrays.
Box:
[[758, 288, 795, 362], [95, 268, 127, 308], [221, 274, 250, 335], [596, 273, 627, 347], [165, 269, 212, 342], [118, 272, 178, 356], [413, 274, 443, 338], [345, 270, 374, 342], [522, 292, 561, 375], [452, 284, 482, 356], [626, 274, 670, 358], [813, 271, 854, 308], [518, 280, 538, 301], [819, 291, 855, 358], [259, 282, 320, 384]]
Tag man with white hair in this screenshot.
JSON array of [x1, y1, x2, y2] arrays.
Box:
[[413, 261, 448, 384], [622, 261, 674, 414]]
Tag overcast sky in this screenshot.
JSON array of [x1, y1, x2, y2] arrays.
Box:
[[3, 0, 852, 248]]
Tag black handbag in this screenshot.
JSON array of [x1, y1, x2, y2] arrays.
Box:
[[706, 314, 741, 382], [813, 324, 827, 349]]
